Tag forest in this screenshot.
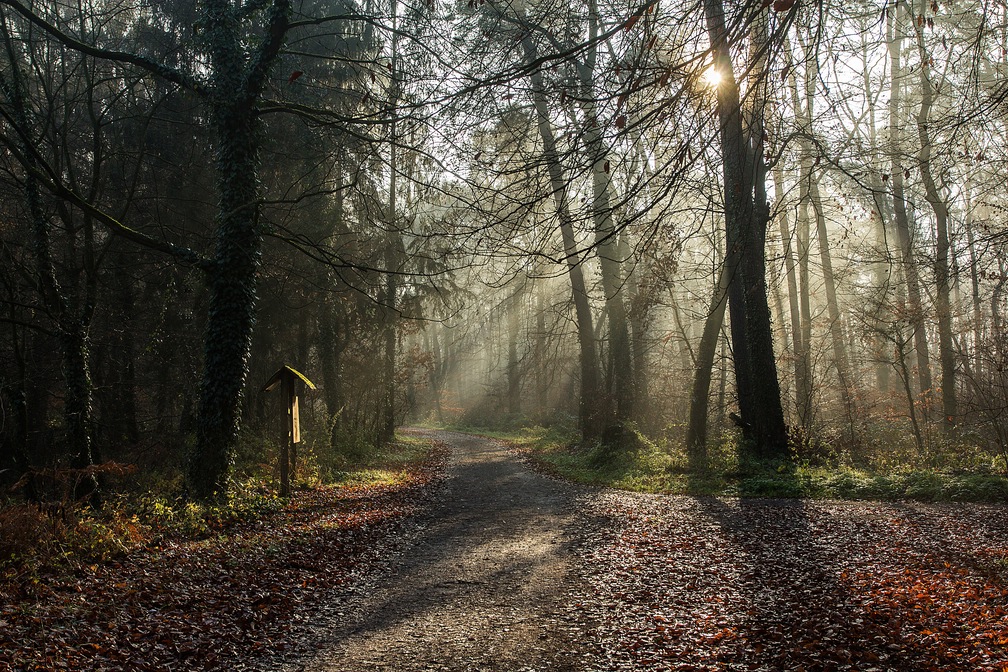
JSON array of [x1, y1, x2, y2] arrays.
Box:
[[1, 0, 1008, 669], [3, 0, 1007, 499]]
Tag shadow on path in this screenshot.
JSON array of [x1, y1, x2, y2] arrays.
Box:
[[291, 430, 595, 672]]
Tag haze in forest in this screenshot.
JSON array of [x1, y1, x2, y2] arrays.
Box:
[[1, 0, 1006, 501]]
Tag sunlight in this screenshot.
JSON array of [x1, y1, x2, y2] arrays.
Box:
[[703, 67, 723, 88]]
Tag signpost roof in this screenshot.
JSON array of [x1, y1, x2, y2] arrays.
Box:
[[262, 365, 316, 393]]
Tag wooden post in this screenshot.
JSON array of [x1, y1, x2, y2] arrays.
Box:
[[290, 392, 299, 484], [280, 373, 291, 496], [262, 365, 315, 497]]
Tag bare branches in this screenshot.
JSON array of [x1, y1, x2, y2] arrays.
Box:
[[0, 0, 207, 95]]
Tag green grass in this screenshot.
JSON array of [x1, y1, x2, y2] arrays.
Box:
[[323, 433, 435, 488], [500, 425, 1008, 503]]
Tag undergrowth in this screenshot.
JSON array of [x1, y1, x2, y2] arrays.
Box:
[[0, 430, 436, 590], [499, 424, 1008, 503]]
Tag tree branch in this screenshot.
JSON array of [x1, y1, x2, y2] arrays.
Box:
[[244, 0, 292, 100], [0, 0, 207, 95]]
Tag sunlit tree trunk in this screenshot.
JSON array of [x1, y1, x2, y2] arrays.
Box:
[[792, 36, 855, 425], [379, 0, 401, 446], [863, 28, 894, 394], [534, 278, 548, 413], [318, 161, 346, 434], [626, 260, 650, 422], [774, 166, 809, 428], [429, 326, 445, 424], [781, 43, 818, 429], [506, 280, 523, 417], [965, 189, 983, 379], [812, 176, 856, 428]]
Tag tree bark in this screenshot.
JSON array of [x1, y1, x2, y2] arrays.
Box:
[[887, 4, 933, 403], [862, 30, 894, 394], [506, 280, 523, 417], [0, 15, 97, 499], [577, 0, 633, 424], [774, 166, 810, 428], [811, 175, 857, 427], [686, 262, 730, 469], [379, 0, 401, 446], [190, 0, 291, 500], [703, 0, 788, 459], [907, 0, 956, 433], [522, 34, 604, 440]]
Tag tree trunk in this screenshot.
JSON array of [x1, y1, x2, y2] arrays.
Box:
[[810, 176, 857, 428], [577, 0, 633, 424], [908, 0, 956, 433], [534, 279, 548, 414], [0, 17, 97, 498], [965, 195, 984, 379], [791, 37, 856, 428], [862, 28, 893, 394], [686, 262, 730, 469], [887, 4, 933, 403], [379, 0, 401, 446], [774, 166, 810, 427], [522, 34, 604, 440], [1, 295, 34, 499], [704, 0, 788, 458], [190, 0, 291, 500], [506, 280, 522, 417]]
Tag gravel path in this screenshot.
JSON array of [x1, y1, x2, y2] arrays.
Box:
[[290, 430, 597, 671], [270, 431, 1008, 672]]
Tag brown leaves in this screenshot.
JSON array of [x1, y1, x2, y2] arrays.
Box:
[[0, 446, 449, 671], [568, 494, 1008, 671]]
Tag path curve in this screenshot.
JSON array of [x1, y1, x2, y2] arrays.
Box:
[[293, 430, 595, 671]]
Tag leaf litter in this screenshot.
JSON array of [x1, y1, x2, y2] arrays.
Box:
[[566, 492, 1008, 671], [3, 437, 1008, 672], [0, 444, 449, 672]]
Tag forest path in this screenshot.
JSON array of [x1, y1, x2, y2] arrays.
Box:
[[270, 431, 1008, 672], [290, 429, 595, 671]]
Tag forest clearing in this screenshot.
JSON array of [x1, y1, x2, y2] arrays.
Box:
[[2, 0, 1008, 668]]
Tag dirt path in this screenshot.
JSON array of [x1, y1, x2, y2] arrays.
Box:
[[287, 430, 596, 671], [266, 431, 1008, 672]]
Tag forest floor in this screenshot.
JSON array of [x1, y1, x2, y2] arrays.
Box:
[[3, 430, 1008, 671]]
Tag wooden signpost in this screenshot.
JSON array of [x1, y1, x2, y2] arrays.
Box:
[[262, 365, 315, 496]]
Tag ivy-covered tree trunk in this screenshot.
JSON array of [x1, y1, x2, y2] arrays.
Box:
[[188, 0, 290, 500], [190, 101, 260, 499]]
